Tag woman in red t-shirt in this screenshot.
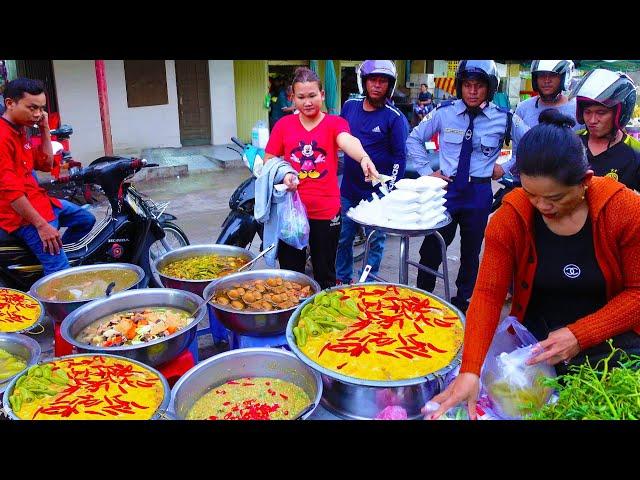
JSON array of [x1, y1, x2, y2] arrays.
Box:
[[264, 67, 378, 288]]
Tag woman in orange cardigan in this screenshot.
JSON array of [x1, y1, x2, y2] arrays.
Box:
[[428, 109, 640, 419]]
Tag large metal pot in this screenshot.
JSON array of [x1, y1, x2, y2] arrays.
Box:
[[59, 288, 206, 367], [286, 282, 465, 420], [29, 263, 145, 324], [169, 347, 322, 420], [2, 353, 171, 420], [0, 333, 41, 394], [0, 288, 46, 334], [153, 244, 256, 297], [203, 269, 320, 336]]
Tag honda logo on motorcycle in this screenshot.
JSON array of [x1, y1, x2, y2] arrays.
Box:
[[110, 243, 124, 259]]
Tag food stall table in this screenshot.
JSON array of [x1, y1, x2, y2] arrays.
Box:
[[347, 212, 452, 301]]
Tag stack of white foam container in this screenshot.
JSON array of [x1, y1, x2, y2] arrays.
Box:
[[347, 176, 448, 230]]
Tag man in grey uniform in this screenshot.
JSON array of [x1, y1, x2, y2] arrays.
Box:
[[406, 60, 527, 313]]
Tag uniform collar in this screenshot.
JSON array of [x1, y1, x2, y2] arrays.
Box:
[[454, 99, 498, 119]]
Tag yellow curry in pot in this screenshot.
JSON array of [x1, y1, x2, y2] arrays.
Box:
[[0, 288, 42, 332], [294, 285, 464, 381], [8, 355, 165, 420]]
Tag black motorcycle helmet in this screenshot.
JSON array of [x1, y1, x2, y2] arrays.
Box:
[[531, 60, 574, 101], [569, 68, 637, 129], [455, 60, 499, 102]]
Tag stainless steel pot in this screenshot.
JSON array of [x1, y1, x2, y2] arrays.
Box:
[[0, 288, 46, 334], [29, 263, 145, 324], [0, 333, 41, 394], [203, 269, 320, 336], [169, 347, 322, 420], [153, 244, 257, 297], [2, 353, 171, 420], [286, 282, 465, 420], [59, 288, 206, 367]]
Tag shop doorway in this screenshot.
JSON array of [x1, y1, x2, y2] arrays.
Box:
[[175, 60, 212, 146], [340, 66, 359, 106], [267, 63, 306, 130], [15, 60, 59, 114]]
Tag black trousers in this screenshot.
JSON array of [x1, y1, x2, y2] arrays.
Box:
[[417, 183, 492, 301], [278, 214, 341, 290]]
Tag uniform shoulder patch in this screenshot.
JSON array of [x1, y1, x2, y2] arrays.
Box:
[[436, 100, 455, 110]]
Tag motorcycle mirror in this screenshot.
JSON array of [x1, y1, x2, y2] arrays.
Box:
[[51, 141, 64, 155]]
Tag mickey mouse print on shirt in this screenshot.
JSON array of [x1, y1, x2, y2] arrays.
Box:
[[289, 140, 328, 180]]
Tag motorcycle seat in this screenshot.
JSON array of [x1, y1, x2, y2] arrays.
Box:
[[0, 228, 23, 246]]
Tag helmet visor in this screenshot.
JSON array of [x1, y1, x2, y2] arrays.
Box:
[[570, 69, 630, 107], [459, 60, 497, 77]]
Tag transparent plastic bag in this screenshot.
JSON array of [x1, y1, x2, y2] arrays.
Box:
[[481, 316, 556, 419], [278, 191, 310, 250]]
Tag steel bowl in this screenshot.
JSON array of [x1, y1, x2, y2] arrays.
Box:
[[29, 263, 145, 324], [59, 288, 207, 367], [153, 244, 257, 297], [0, 288, 46, 334], [0, 333, 41, 394], [203, 269, 321, 336], [169, 347, 322, 420], [286, 282, 465, 420], [2, 353, 171, 420]]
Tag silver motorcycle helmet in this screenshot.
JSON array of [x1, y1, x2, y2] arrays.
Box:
[[356, 60, 397, 99], [455, 60, 500, 102], [531, 60, 575, 98], [569, 68, 637, 128]]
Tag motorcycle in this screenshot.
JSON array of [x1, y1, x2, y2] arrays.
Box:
[[491, 172, 521, 213], [39, 124, 101, 205], [216, 137, 366, 262], [0, 156, 188, 290]]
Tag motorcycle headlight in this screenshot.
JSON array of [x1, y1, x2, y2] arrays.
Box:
[[125, 192, 146, 218]]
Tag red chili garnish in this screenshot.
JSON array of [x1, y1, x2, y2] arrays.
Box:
[[336, 362, 348, 369], [433, 318, 453, 328], [426, 342, 447, 353], [318, 342, 331, 358], [395, 350, 414, 359], [377, 351, 399, 358], [130, 401, 149, 410], [280, 394, 288, 400]]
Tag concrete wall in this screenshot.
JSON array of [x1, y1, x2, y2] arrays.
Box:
[[52, 60, 181, 162], [209, 60, 237, 145]]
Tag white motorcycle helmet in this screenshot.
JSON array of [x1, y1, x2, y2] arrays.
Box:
[[530, 60, 575, 98], [569, 68, 637, 129]]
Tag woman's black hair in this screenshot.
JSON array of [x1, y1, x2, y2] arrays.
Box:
[[515, 108, 589, 186], [292, 67, 323, 92]]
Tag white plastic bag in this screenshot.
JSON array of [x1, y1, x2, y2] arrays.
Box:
[[481, 316, 556, 419], [278, 191, 310, 250]]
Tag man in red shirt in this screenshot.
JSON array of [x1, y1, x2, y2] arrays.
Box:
[[0, 78, 95, 276]]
